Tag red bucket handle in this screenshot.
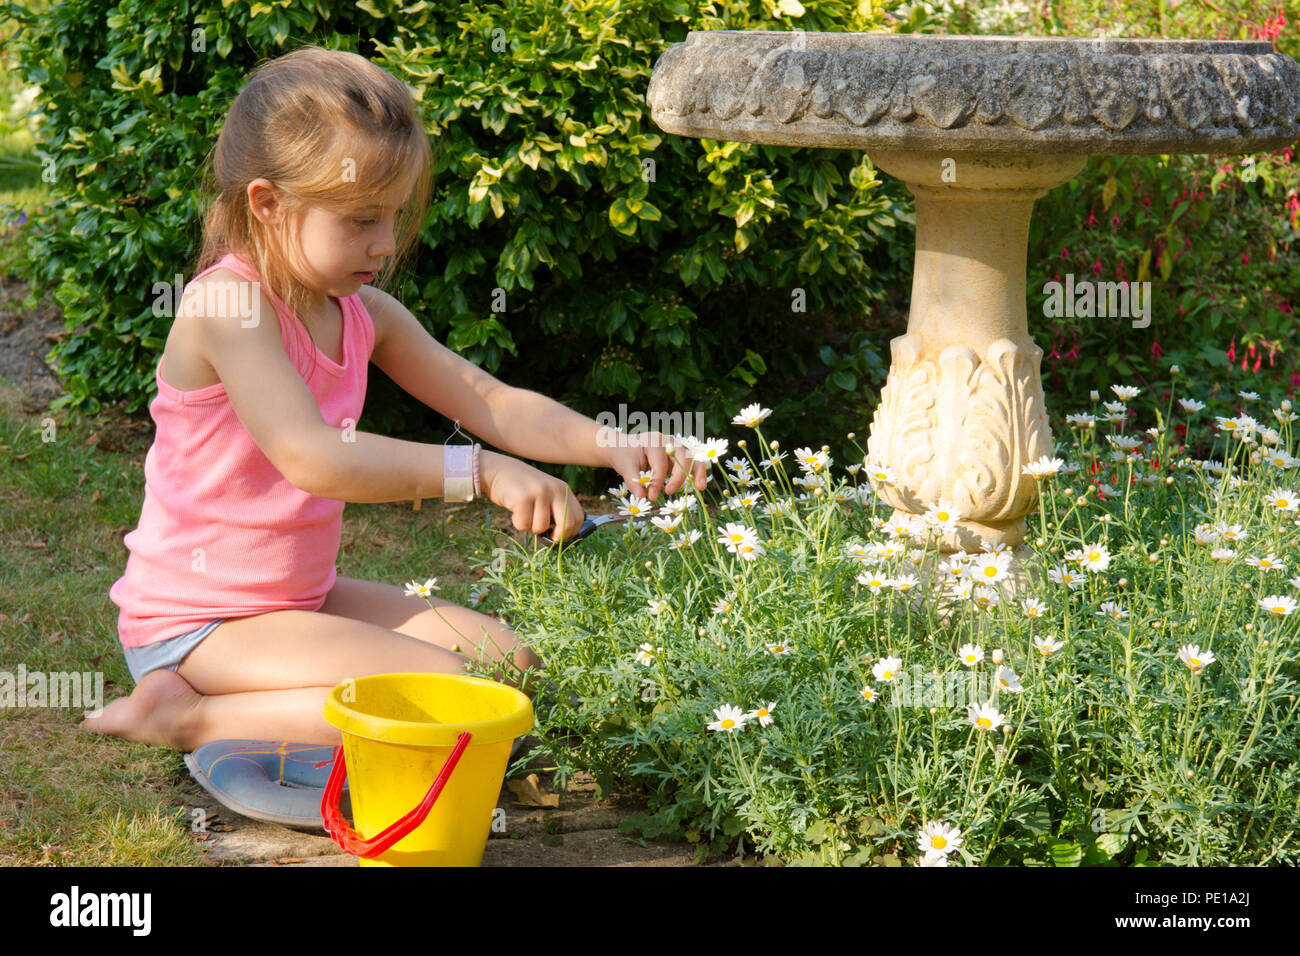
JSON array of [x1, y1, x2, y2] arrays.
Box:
[[321, 731, 473, 859]]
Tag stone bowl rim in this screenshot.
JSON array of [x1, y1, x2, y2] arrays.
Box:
[[678, 29, 1276, 54]]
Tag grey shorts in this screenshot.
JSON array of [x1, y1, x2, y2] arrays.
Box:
[[123, 618, 226, 685]]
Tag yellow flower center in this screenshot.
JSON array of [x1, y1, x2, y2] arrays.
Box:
[[773, 646, 785, 654], [1089, 551, 1101, 562], [937, 511, 949, 521], [931, 835, 947, 849], [756, 708, 768, 719], [1271, 606, 1286, 615], [882, 670, 893, 680], [721, 719, 735, 730], [977, 717, 992, 728], [1188, 657, 1202, 667], [1278, 499, 1288, 507], [965, 655, 975, 663], [984, 567, 997, 577]]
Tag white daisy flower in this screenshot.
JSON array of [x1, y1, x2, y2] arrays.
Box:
[[918, 849, 949, 867], [872, 656, 903, 682], [1022, 598, 1047, 618], [647, 598, 671, 615], [890, 572, 920, 593], [650, 513, 684, 533], [917, 820, 963, 857], [1112, 385, 1141, 401], [995, 666, 1024, 693], [635, 643, 656, 666], [403, 577, 440, 599], [1268, 488, 1300, 512], [744, 702, 776, 727], [765, 642, 794, 657], [1066, 413, 1097, 428], [1259, 595, 1298, 617], [859, 685, 878, 704], [661, 495, 699, 516], [973, 585, 999, 609], [957, 643, 984, 667], [1096, 601, 1129, 620], [692, 437, 729, 464], [1178, 644, 1216, 672], [1239, 390, 1260, 401], [1023, 455, 1065, 478], [718, 521, 757, 552], [794, 446, 832, 474], [1107, 435, 1142, 452], [620, 497, 655, 518], [844, 542, 873, 563], [1179, 398, 1206, 413], [942, 555, 970, 580], [971, 551, 1012, 586], [732, 403, 773, 428], [864, 462, 895, 484], [1033, 635, 1065, 656], [1210, 548, 1235, 564], [967, 702, 1007, 732], [1078, 543, 1111, 572], [1214, 522, 1247, 542], [671, 529, 703, 549], [1245, 554, 1286, 573], [1103, 400, 1128, 415], [1048, 565, 1084, 589], [707, 704, 747, 733], [857, 568, 892, 595], [922, 498, 962, 532]]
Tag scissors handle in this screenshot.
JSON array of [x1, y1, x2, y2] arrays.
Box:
[[538, 515, 603, 548]]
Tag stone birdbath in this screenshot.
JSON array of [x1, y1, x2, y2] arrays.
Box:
[[646, 31, 1300, 573]]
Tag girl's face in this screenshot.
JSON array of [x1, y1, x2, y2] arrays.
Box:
[[248, 174, 415, 314]]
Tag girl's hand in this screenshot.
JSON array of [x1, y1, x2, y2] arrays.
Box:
[[604, 430, 708, 502], [480, 451, 586, 542]]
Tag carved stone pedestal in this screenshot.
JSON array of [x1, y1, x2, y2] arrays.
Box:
[[864, 151, 1086, 551]]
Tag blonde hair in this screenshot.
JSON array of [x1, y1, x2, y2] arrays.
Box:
[[192, 44, 433, 377]]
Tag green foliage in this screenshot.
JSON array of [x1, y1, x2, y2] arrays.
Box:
[[1029, 150, 1300, 420], [3, 0, 911, 492], [469, 388, 1300, 865]]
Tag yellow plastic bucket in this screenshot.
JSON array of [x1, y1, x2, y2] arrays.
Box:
[[320, 672, 533, 867]]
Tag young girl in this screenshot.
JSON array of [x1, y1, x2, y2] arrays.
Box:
[[84, 45, 707, 753]]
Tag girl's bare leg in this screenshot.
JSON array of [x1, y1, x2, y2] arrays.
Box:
[[84, 581, 539, 749]]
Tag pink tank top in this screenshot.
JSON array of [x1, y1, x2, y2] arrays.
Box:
[[109, 252, 374, 648]]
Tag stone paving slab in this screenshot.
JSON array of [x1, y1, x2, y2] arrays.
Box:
[[183, 759, 709, 867]]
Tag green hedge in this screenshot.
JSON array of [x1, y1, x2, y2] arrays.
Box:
[[3, 0, 911, 491]]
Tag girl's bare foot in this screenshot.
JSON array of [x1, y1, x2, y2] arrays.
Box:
[[79, 669, 202, 751]]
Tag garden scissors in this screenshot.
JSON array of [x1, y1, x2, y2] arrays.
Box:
[[537, 508, 655, 549]]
